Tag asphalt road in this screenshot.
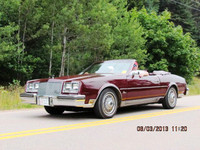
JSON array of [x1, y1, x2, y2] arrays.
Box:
[[0, 95, 200, 150]]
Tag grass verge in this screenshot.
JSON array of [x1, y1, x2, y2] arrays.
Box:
[[0, 86, 41, 110], [188, 76, 200, 96]]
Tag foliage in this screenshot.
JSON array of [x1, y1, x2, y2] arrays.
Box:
[[0, 0, 199, 85], [111, 10, 147, 66], [135, 9, 200, 82], [0, 0, 19, 84], [127, 0, 200, 47], [159, 0, 199, 46], [127, 0, 160, 12]]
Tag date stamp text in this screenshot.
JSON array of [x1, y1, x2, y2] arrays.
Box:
[[137, 126, 187, 132]]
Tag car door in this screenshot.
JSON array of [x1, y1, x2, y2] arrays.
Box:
[[125, 74, 165, 101]]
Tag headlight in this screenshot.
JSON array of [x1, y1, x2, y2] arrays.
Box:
[[26, 82, 39, 93], [62, 82, 80, 93]]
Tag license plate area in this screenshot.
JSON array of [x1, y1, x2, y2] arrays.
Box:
[[38, 97, 50, 106]]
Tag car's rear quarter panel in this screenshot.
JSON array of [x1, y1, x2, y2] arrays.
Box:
[[158, 74, 187, 96]]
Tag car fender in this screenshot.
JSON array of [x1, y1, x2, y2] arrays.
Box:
[[165, 82, 179, 97], [95, 83, 122, 106]]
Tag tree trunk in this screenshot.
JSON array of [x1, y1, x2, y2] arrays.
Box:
[[17, 4, 21, 59], [49, 20, 54, 77], [21, 18, 27, 65], [22, 19, 27, 51], [49, 4, 55, 77], [17, 4, 21, 80], [59, 27, 67, 77]]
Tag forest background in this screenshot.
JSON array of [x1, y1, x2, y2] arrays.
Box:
[[0, 0, 200, 86]]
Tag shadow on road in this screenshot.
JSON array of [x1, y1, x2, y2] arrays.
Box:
[[37, 111, 96, 120], [117, 104, 163, 115], [34, 104, 164, 120]]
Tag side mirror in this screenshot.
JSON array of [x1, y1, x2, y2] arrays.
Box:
[[131, 71, 140, 78]]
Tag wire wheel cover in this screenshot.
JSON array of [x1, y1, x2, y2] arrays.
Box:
[[102, 92, 117, 116], [168, 88, 177, 107]]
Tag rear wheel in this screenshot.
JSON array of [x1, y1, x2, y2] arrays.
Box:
[[94, 88, 118, 119], [44, 106, 65, 115], [162, 87, 177, 109]]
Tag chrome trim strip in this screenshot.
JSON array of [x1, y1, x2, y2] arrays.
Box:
[[120, 86, 168, 90], [20, 93, 34, 97], [122, 94, 165, 101], [120, 97, 162, 107], [57, 95, 85, 100]]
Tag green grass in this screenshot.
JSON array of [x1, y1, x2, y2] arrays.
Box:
[[188, 77, 200, 96], [0, 86, 40, 110]]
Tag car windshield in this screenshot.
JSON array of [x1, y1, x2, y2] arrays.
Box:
[[81, 61, 132, 74]]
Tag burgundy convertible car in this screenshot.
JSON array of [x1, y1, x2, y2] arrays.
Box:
[[20, 59, 188, 118]]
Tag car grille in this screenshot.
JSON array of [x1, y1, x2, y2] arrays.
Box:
[[38, 82, 62, 96]]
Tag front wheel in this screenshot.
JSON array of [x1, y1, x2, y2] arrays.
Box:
[[94, 88, 118, 119], [162, 87, 177, 109], [44, 106, 65, 115]]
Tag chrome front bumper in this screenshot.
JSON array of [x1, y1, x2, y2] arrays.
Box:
[[20, 93, 94, 108]]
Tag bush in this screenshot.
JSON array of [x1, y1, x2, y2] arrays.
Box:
[[134, 9, 200, 82]]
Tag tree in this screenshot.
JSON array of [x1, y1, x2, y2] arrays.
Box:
[[187, 0, 200, 46], [127, 0, 146, 10], [135, 8, 200, 82], [56, 0, 119, 76], [111, 9, 147, 66], [0, 0, 21, 84], [127, 0, 160, 12], [159, 0, 199, 46], [0, 0, 199, 85]]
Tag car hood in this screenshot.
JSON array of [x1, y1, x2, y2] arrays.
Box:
[[30, 74, 112, 83], [53, 74, 108, 82]]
